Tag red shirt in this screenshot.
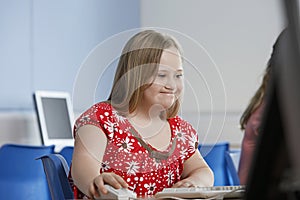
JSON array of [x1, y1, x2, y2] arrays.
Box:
[[69, 102, 198, 198]]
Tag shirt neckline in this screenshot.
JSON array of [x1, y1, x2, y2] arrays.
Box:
[[126, 117, 176, 153]]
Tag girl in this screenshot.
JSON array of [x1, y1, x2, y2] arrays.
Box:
[[69, 29, 214, 199]]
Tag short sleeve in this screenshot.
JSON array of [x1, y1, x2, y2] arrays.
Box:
[[183, 120, 199, 161], [73, 102, 112, 137], [171, 116, 199, 162]]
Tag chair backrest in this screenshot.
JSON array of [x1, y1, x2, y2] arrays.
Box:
[[38, 154, 74, 200], [225, 150, 240, 185], [59, 146, 74, 166], [198, 142, 240, 186], [198, 142, 229, 186], [0, 144, 55, 200], [226, 149, 241, 172]]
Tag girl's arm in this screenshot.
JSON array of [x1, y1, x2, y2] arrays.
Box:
[[173, 150, 214, 188], [71, 125, 128, 198]]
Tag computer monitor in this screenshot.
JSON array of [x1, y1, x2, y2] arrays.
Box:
[[33, 90, 74, 151]]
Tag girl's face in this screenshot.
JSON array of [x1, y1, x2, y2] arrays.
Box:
[[142, 47, 183, 110]]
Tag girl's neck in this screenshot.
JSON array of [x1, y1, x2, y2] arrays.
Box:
[[130, 104, 166, 123], [128, 110, 169, 143]]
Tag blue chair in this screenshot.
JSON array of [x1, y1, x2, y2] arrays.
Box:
[[225, 150, 240, 185], [38, 154, 74, 200], [198, 142, 240, 186], [0, 144, 55, 200], [59, 146, 74, 166], [226, 149, 241, 172]]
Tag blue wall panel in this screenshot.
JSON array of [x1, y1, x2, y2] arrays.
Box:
[[0, 0, 140, 110]]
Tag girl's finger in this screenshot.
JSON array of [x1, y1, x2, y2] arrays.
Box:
[[113, 174, 129, 188], [93, 175, 107, 194]]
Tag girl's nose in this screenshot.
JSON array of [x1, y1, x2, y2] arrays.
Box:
[[165, 76, 176, 90]]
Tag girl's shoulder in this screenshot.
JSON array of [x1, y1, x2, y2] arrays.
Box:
[[92, 101, 112, 112], [74, 102, 113, 131], [169, 115, 193, 127], [169, 115, 197, 138], [82, 101, 116, 118]]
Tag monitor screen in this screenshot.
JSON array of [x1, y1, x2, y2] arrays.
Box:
[[33, 91, 74, 150]]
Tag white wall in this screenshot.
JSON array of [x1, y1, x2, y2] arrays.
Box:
[[0, 0, 285, 147], [140, 0, 283, 146]]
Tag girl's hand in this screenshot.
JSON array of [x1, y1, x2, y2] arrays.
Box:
[[88, 172, 128, 199], [172, 179, 197, 188]]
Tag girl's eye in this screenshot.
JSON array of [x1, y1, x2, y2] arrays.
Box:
[[176, 74, 183, 78], [158, 74, 166, 78]]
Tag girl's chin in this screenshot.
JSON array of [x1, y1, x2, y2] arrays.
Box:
[[160, 101, 175, 109], [148, 101, 174, 111]]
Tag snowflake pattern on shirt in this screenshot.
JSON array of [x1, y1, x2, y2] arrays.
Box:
[[68, 102, 199, 198]]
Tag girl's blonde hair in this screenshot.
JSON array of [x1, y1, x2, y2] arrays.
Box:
[[107, 30, 183, 118]]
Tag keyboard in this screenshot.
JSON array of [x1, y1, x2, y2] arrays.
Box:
[[155, 185, 245, 199]]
